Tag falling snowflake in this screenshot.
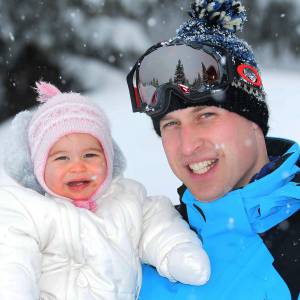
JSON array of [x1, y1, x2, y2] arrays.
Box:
[[227, 217, 235, 229], [278, 220, 290, 231], [244, 138, 253, 147], [147, 18, 157, 27]]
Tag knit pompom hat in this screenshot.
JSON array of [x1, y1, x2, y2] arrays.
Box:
[[28, 82, 114, 201], [151, 0, 269, 136]]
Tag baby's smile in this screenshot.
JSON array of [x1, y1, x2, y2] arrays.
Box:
[[66, 179, 92, 191]]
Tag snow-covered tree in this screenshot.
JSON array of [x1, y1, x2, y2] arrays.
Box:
[[0, 0, 162, 121], [174, 59, 187, 84]]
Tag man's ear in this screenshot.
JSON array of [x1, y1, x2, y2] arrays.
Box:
[[251, 122, 259, 131], [251, 122, 265, 140]]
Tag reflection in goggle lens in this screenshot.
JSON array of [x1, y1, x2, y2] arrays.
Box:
[[138, 45, 223, 106]]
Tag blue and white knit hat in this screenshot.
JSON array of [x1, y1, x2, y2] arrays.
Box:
[[176, 0, 255, 64], [152, 0, 269, 135]]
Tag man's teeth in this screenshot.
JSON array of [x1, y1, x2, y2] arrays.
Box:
[[189, 160, 216, 174]]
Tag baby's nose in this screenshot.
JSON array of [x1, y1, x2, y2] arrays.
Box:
[[70, 159, 87, 172]]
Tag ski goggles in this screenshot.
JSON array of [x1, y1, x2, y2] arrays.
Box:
[[127, 41, 263, 117]]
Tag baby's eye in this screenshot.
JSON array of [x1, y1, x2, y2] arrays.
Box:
[[83, 153, 98, 158], [54, 156, 69, 161]]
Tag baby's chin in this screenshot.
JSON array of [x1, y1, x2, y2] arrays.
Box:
[[48, 182, 100, 201], [64, 181, 99, 201], [68, 193, 95, 201], [60, 191, 96, 202]]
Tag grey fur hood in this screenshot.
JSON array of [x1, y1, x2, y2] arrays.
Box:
[[2, 109, 126, 194]]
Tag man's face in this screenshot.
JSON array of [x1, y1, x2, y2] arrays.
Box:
[[160, 106, 268, 202]]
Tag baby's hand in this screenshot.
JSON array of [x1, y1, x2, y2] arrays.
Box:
[[166, 242, 211, 285]]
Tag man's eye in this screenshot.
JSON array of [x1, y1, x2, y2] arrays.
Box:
[[55, 156, 69, 161], [161, 121, 178, 129], [199, 112, 215, 119]]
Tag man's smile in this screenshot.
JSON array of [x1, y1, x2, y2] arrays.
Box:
[[188, 159, 218, 175]]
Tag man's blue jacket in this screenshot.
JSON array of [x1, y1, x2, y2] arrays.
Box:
[[139, 138, 300, 300]]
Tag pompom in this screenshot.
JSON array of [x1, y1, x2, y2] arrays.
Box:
[[189, 0, 247, 32], [35, 81, 61, 103]]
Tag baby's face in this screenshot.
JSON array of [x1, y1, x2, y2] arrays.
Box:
[[44, 133, 107, 201]]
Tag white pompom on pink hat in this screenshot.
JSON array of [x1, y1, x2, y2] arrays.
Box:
[[28, 82, 114, 202]]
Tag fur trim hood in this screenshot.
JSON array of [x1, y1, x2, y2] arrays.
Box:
[[2, 109, 126, 194]]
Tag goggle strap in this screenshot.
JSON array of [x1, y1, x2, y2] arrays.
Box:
[[127, 66, 142, 112], [134, 87, 142, 110]]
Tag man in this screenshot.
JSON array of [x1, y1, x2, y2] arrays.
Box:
[[127, 1, 300, 299]]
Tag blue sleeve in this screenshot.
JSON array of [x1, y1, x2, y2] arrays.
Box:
[[138, 263, 292, 300], [139, 264, 205, 300]]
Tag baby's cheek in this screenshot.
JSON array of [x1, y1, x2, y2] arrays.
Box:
[[98, 159, 107, 172]]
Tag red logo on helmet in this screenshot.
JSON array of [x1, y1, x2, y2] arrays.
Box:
[[237, 64, 262, 87], [178, 83, 190, 94]]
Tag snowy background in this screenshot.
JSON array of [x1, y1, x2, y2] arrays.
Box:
[[0, 0, 299, 203]]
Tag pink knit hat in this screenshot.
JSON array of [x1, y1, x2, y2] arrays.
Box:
[[28, 82, 114, 205]]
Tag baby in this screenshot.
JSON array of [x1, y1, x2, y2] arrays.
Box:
[[0, 82, 210, 300]]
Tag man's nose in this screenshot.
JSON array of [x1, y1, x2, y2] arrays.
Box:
[[180, 125, 204, 156]]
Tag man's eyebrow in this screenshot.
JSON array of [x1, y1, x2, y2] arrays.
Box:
[[160, 106, 209, 122], [160, 115, 174, 122], [191, 106, 208, 113]]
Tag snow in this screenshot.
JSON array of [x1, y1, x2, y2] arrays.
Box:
[[74, 15, 151, 53], [263, 68, 300, 142], [0, 57, 299, 204]]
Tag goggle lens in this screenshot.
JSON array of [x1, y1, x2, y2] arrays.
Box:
[[137, 44, 225, 109]]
